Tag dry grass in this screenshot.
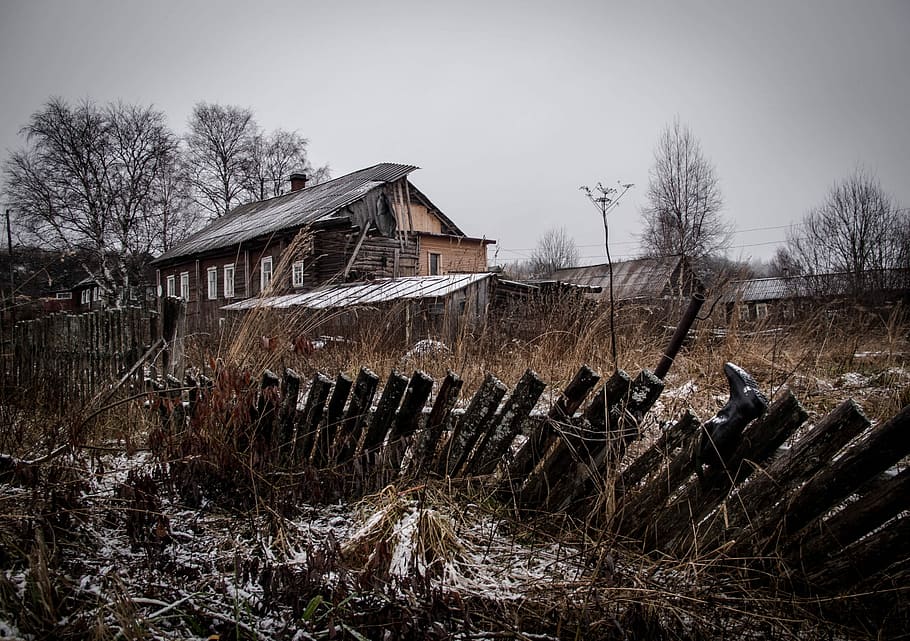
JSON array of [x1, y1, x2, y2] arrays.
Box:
[[1, 291, 908, 639]]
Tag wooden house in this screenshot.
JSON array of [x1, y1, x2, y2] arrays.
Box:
[[546, 256, 700, 306], [151, 163, 492, 331]]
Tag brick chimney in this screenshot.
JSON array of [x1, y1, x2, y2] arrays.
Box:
[[290, 173, 308, 192]]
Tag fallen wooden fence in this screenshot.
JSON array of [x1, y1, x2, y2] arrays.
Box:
[[149, 362, 910, 598]]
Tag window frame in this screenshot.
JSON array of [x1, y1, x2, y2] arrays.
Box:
[[223, 263, 235, 299], [207, 266, 218, 300], [292, 260, 305, 288], [166, 275, 176, 297], [260, 256, 273, 292], [428, 252, 441, 276], [180, 272, 190, 301]]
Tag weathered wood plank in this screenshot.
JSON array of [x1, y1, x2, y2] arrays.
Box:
[[465, 369, 546, 476], [296, 372, 333, 465], [312, 372, 352, 468], [384, 370, 434, 472], [359, 370, 409, 457], [277, 368, 302, 455], [509, 365, 601, 504], [334, 367, 380, 464], [410, 370, 463, 476], [701, 399, 869, 553], [788, 467, 910, 571], [438, 373, 507, 477], [772, 403, 910, 546]]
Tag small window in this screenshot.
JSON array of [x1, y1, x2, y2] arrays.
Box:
[[81, 289, 91, 305], [755, 303, 769, 319], [93, 287, 100, 302], [207, 267, 218, 300], [56, 292, 72, 300], [223, 264, 235, 299], [166, 275, 176, 297], [180, 272, 190, 300], [429, 252, 441, 276], [260, 256, 273, 292], [738, 305, 750, 322], [292, 260, 305, 288]]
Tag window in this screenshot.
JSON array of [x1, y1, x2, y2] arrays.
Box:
[[93, 287, 100, 302], [166, 275, 176, 297], [755, 303, 769, 319], [292, 260, 305, 288], [56, 292, 72, 300], [223, 264, 235, 298], [207, 267, 218, 300], [260, 256, 273, 292], [180, 272, 190, 300], [738, 305, 750, 322], [428, 252, 441, 276], [81, 289, 91, 305]]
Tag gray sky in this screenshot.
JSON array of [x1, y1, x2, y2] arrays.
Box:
[[1, 0, 908, 266]]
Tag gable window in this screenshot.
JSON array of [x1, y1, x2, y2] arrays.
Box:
[[224, 264, 235, 298], [207, 267, 218, 300], [260, 256, 273, 292], [166, 275, 176, 297], [429, 252, 441, 276], [180, 272, 190, 300], [292, 261, 305, 288]]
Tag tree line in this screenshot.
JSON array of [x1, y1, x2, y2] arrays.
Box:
[[1, 98, 329, 305], [525, 118, 909, 300]]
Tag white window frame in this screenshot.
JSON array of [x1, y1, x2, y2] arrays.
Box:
[[428, 252, 441, 276], [755, 303, 769, 319], [81, 289, 91, 305], [260, 256, 273, 292], [739, 304, 750, 322], [180, 272, 190, 300], [207, 267, 218, 300], [292, 260, 305, 288], [56, 292, 72, 300], [223, 264, 235, 299], [166, 275, 176, 297]]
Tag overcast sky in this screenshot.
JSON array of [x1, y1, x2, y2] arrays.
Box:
[[1, 0, 908, 266]]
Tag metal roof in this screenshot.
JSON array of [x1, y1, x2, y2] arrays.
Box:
[[727, 269, 910, 303], [222, 273, 494, 311], [154, 163, 418, 263], [549, 257, 684, 300]]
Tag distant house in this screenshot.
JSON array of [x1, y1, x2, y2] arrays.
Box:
[[151, 163, 493, 332], [725, 269, 910, 324], [546, 256, 701, 306]]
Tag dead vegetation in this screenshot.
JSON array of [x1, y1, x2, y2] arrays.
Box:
[[1, 296, 908, 640]]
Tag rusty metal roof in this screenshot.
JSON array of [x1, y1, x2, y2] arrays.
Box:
[[222, 273, 495, 311], [154, 163, 418, 263], [549, 257, 684, 300]]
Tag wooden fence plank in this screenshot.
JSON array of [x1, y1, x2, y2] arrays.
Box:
[[296, 373, 333, 465], [277, 368, 301, 456], [465, 368, 546, 476], [438, 372, 507, 477], [335, 367, 380, 464], [312, 372, 352, 468], [359, 370, 409, 457], [385, 370, 434, 473], [411, 370, 463, 476], [701, 399, 869, 553]]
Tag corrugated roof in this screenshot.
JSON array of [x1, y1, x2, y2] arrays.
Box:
[[222, 273, 494, 311], [727, 269, 910, 303], [154, 163, 418, 263], [549, 257, 684, 300]]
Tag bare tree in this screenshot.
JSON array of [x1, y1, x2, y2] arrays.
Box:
[[185, 102, 257, 218], [640, 118, 731, 260], [767, 246, 804, 277], [787, 169, 907, 295], [244, 128, 330, 200], [530, 226, 579, 276], [3, 98, 184, 302]]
